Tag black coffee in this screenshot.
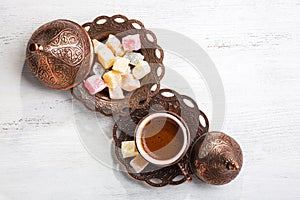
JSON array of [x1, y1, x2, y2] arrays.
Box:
[[141, 117, 184, 161]]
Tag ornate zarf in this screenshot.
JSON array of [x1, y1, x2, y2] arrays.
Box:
[[26, 19, 94, 90]]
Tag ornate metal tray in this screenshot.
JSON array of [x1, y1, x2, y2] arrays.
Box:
[[112, 88, 209, 187], [72, 15, 165, 116]]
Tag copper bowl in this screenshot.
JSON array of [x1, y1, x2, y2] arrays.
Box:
[[72, 15, 165, 116]]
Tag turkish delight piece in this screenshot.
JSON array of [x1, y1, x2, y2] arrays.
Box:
[[124, 52, 144, 65], [121, 141, 138, 158], [109, 86, 124, 99], [130, 154, 149, 173], [95, 45, 115, 69], [84, 75, 107, 95], [132, 61, 151, 79], [92, 39, 104, 48], [106, 34, 121, 54], [121, 73, 141, 91], [122, 34, 141, 51], [115, 46, 126, 57], [92, 39, 105, 51], [112, 57, 130, 74], [92, 62, 105, 76], [103, 70, 122, 89]]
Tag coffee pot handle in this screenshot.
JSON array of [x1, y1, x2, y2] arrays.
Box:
[[177, 162, 192, 182]]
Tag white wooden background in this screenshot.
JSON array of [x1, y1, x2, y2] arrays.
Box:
[[1, 0, 300, 199]]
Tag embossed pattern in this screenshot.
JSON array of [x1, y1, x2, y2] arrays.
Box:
[[47, 29, 84, 66], [190, 132, 243, 185], [26, 19, 93, 90]]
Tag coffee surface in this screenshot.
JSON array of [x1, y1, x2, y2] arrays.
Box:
[[141, 117, 184, 161]]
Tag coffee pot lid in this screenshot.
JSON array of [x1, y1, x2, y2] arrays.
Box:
[[26, 19, 94, 90], [190, 131, 243, 185]]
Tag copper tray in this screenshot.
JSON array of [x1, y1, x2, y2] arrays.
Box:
[[72, 15, 165, 116], [112, 89, 209, 187]]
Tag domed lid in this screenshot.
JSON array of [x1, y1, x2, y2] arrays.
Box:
[[190, 131, 243, 185], [26, 19, 94, 90]]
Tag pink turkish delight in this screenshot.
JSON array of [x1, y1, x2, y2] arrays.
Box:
[[122, 34, 141, 51], [84, 75, 107, 95]]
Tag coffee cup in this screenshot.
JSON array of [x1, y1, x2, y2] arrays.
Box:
[[134, 112, 190, 167]]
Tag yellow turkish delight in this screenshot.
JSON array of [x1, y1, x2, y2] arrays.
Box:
[[103, 70, 121, 89], [121, 141, 138, 158], [112, 57, 130, 74]]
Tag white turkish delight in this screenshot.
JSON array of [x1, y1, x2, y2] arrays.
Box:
[[121, 73, 141, 92], [106, 34, 121, 54], [115, 46, 125, 57], [132, 61, 151, 79], [92, 62, 106, 76], [121, 141, 138, 158], [95, 45, 115, 69], [92, 39, 105, 51], [124, 52, 144, 66], [109, 86, 124, 99]]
